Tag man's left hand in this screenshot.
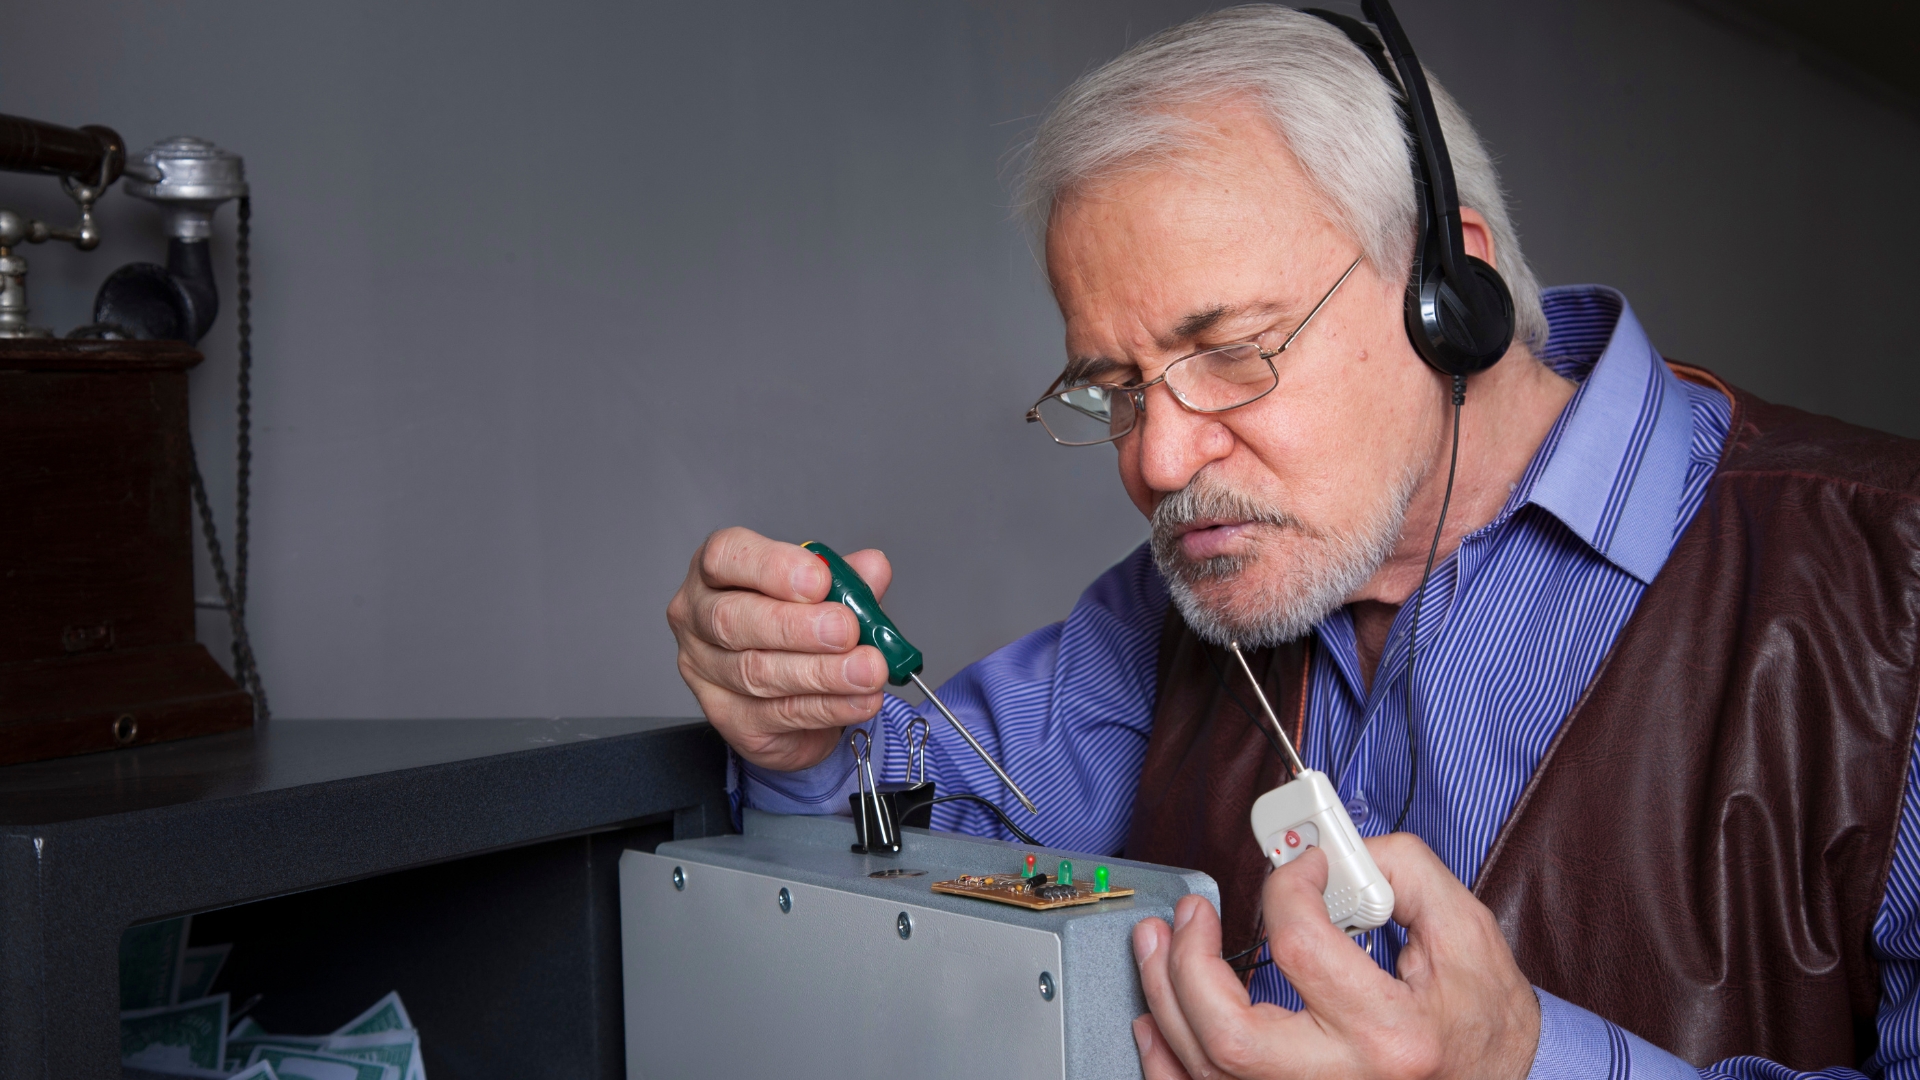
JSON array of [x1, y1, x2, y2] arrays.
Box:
[[1131, 833, 1540, 1080]]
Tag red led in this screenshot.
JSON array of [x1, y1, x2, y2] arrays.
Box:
[[1284, 830, 1301, 848], [1023, 853, 1037, 878]]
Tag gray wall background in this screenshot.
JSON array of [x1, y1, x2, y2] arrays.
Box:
[[3, 0, 1915, 720]]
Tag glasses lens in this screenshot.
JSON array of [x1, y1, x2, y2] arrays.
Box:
[[1036, 383, 1134, 445], [1167, 344, 1276, 411]]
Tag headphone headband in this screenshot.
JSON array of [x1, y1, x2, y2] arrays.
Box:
[[1304, 1, 1515, 378], [1361, 0, 1465, 284]]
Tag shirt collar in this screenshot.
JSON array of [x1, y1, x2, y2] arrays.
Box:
[[1507, 286, 1695, 585]]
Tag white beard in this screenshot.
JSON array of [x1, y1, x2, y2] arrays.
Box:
[[1149, 466, 1418, 647]]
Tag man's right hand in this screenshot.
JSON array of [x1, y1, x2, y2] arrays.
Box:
[[667, 527, 893, 771]]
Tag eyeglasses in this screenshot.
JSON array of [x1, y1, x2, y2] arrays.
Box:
[[1025, 255, 1363, 447]]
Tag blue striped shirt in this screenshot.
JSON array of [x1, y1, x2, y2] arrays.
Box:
[[737, 285, 1920, 1079]]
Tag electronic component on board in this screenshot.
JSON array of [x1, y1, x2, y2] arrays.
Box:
[[931, 860, 1132, 910]]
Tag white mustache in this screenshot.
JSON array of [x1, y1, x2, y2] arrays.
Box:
[[1149, 475, 1304, 578]]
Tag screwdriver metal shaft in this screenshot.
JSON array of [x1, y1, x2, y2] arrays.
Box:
[[909, 672, 1040, 816]]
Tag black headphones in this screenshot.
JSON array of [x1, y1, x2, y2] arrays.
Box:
[[1306, 1, 1514, 378]]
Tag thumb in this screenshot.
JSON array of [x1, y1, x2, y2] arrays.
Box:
[[843, 548, 894, 601]]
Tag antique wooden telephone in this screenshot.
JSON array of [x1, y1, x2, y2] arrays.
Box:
[[0, 113, 263, 765]]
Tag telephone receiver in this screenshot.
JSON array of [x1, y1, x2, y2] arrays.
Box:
[[0, 113, 246, 343]]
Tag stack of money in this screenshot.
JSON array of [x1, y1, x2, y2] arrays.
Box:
[[119, 917, 427, 1080], [120, 916, 234, 1078], [221, 993, 425, 1080]]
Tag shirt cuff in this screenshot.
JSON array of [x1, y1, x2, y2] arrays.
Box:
[[734, 713, 883, 816], [1528, 988, 1699, 1080]]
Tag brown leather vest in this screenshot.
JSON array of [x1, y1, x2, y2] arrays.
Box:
[[1125, 368, 1920, 1070]]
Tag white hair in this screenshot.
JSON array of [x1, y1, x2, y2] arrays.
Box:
[[1018, 4, 1547, 351]]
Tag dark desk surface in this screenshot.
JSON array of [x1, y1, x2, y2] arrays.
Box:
[[0, 716, 694, 827], [0, 717, 728, 1079]]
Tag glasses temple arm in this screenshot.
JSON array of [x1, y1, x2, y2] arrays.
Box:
[[1275, 255, 1365, 354]]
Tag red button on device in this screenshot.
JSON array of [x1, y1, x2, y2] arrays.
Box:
[[1285, 830, 1301, 848]]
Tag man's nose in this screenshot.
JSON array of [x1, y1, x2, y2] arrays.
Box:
[[1133, 382, 1234, 493]]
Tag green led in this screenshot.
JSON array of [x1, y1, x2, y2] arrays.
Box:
[[1022, 852, 1036, 878], [1058, 859, 1073, 886], [1094, 865, 1110, 893]]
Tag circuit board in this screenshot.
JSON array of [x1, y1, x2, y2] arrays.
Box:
[[930, 873, 1134, 910]]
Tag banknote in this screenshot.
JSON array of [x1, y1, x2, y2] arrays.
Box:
[[229, 1017, 267, 1040], [324, 1030, 424, 1080], [332, 992, 412, 1036], [119, 993, 227, 1073], [174, 944, 232, 1005], [247, 1046, 398, 1080], [227, 1061, 280, 1080], [225, 1034, 325, 1072], [119, 917, 190, 1011]]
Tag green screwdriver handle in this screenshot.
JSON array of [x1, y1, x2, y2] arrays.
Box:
[[801, 541, 924, 687]]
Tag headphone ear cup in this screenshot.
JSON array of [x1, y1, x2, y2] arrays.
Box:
[[1406, 253, 1515, 377]]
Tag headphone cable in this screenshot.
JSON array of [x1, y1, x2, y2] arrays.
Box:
[[1392, 373, 1465, 834], [927, 793, 1041, 847]]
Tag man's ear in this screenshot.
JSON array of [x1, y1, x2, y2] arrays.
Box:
[[1459, 207, 1497, 269]]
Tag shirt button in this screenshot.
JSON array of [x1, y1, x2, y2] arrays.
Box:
[[1345, 797, 1369, 824]]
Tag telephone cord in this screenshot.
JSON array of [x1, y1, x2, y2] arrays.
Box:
[[195, 194, 268, 719], [189, 445, 268, 717]]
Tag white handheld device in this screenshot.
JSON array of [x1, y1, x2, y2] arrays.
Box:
[[1230, 644, 1394, 935]]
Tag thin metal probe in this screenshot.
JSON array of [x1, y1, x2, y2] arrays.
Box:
[[1229, 642, 1306, 778], [909, 672, 1040, 816]]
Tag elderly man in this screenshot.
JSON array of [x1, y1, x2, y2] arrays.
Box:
[[666, 5, 1920, 1078]]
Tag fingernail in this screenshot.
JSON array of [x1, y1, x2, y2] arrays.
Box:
[[1133, 926, 1157, 966], [1133, 1017, 1152, 1055], [791, 562, 822, 599], [1173, 900, 1193, 930], [844, 652, 881, 688], [815, 611, 852, 649]]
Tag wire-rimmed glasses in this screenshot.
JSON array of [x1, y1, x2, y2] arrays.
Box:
[[1025, 255, 1364, 447]]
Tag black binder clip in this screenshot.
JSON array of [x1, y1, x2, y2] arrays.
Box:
[[849, 729, 900, 855], [894, 716, 936, 828], [847, 719, 941, 854]]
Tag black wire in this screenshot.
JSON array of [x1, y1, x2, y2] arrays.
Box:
[[1224, 937, 1268, 967], [1202, 644, 1293, 768], [1391, 374, 1465, 834], [1230, 947, 1271, 974], [928, 793, 1041, 846], [1212, 380, 1469, 976]]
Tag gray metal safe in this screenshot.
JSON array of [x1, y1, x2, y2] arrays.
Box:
[[620, 809, 1217, 1079]]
